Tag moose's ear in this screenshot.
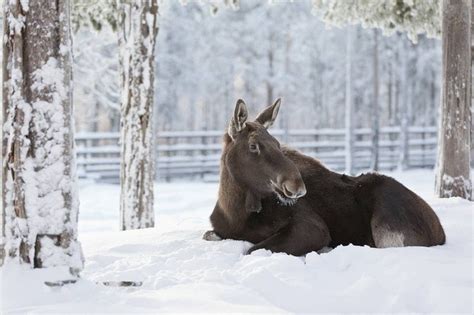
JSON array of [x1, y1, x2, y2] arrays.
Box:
[[228, 99, 248, 139], [255, 98, 281, 129]]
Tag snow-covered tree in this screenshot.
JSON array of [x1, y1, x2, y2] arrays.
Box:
[[149, 1, 440, 135], [71, 0, 442, 177], [1, 0, 83, 272], [435, 0, 472, 199], [118, 0, 159, 230], [312, 0, 441, 43], [313, 0, 471, 199], [72, 0, 159, 229]]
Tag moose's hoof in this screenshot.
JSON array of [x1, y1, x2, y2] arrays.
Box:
[[202, 230, 222, 241]]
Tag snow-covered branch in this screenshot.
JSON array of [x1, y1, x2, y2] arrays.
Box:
[[312, 0, 441, 43]]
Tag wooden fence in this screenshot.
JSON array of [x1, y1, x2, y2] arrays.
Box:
[[76, 126, 438, 183]]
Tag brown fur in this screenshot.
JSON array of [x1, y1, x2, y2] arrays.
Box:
[[204, 101, 446, 255]]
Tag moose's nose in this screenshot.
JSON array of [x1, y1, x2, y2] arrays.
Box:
[[282, 181, 307, 199]]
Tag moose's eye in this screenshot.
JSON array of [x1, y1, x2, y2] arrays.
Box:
[[249, 143, 259, 153]]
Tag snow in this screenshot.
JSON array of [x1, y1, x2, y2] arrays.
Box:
[[1, 170, 473, 313]]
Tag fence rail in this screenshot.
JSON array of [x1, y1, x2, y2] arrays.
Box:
[[76, 126, 438, 183]]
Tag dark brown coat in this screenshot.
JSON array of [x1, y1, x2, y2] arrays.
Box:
[[204, 100, 446, 255]]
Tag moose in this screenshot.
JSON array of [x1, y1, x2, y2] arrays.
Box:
[[203, 99, 446, 256]]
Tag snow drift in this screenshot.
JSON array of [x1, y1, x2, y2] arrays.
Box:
[[1, 170, 472, 313]]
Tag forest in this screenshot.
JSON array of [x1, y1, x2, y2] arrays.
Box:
[[74, 0, 442, 133]]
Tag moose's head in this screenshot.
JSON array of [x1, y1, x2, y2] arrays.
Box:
[[225, 98, 306, 212]]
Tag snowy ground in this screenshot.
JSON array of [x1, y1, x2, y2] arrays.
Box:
[[2, 170, 473, 313]]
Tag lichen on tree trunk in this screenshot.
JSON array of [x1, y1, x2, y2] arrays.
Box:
[[118, 0, 159, 230], [1, 0, 83, 272], [435, 0, 472, 199]]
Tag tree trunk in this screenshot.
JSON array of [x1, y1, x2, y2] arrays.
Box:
[[282, 28, 292, 142], [435, 0, 472, 199], [398, 40, 410, 170], [266, 48, 274, 107], [370, 29, 380, 171], [118, 0, 159, 230], [266, 24, 275, 107], [471, 0, 474, 172], [387, 58, 393, 125], [345, 27, 355, 174], [1, 0, 83, 272]]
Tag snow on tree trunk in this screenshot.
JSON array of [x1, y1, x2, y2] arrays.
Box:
[[435, 0, 472, 199], [118, 0, 159, 230], [370, 29, 380, 171], [1, 0, 83, 272], [345, 27, 354, 174]]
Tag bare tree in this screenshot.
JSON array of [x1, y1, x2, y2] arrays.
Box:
[[345, 27, 355, 174], [435, 0, 472, 199], [1, 0, 83, 272], [370, 29, 380, 171], [118, 0, 159, 230], [398, 39, 410, 171]]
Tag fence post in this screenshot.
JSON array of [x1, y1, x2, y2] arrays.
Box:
[[166, 136, 171, 182], [421, 126, 426, 168], [398, 123, 409, 170], [154, 132, 160, 181], [201, 134, 207, 180]]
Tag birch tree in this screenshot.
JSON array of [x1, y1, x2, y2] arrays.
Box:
[[118, 0, 159, 230], [1, 0, 83, 272], [435, 0, 472, 199]]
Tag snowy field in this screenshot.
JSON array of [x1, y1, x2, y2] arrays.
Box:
[[2, 169, 473, 314]]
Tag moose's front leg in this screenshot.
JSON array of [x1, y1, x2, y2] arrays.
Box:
[[202, 230, 222, 241], [246, 209, 331, 256]]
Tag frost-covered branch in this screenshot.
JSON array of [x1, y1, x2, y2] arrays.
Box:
[[312, 0, 441, 42]]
